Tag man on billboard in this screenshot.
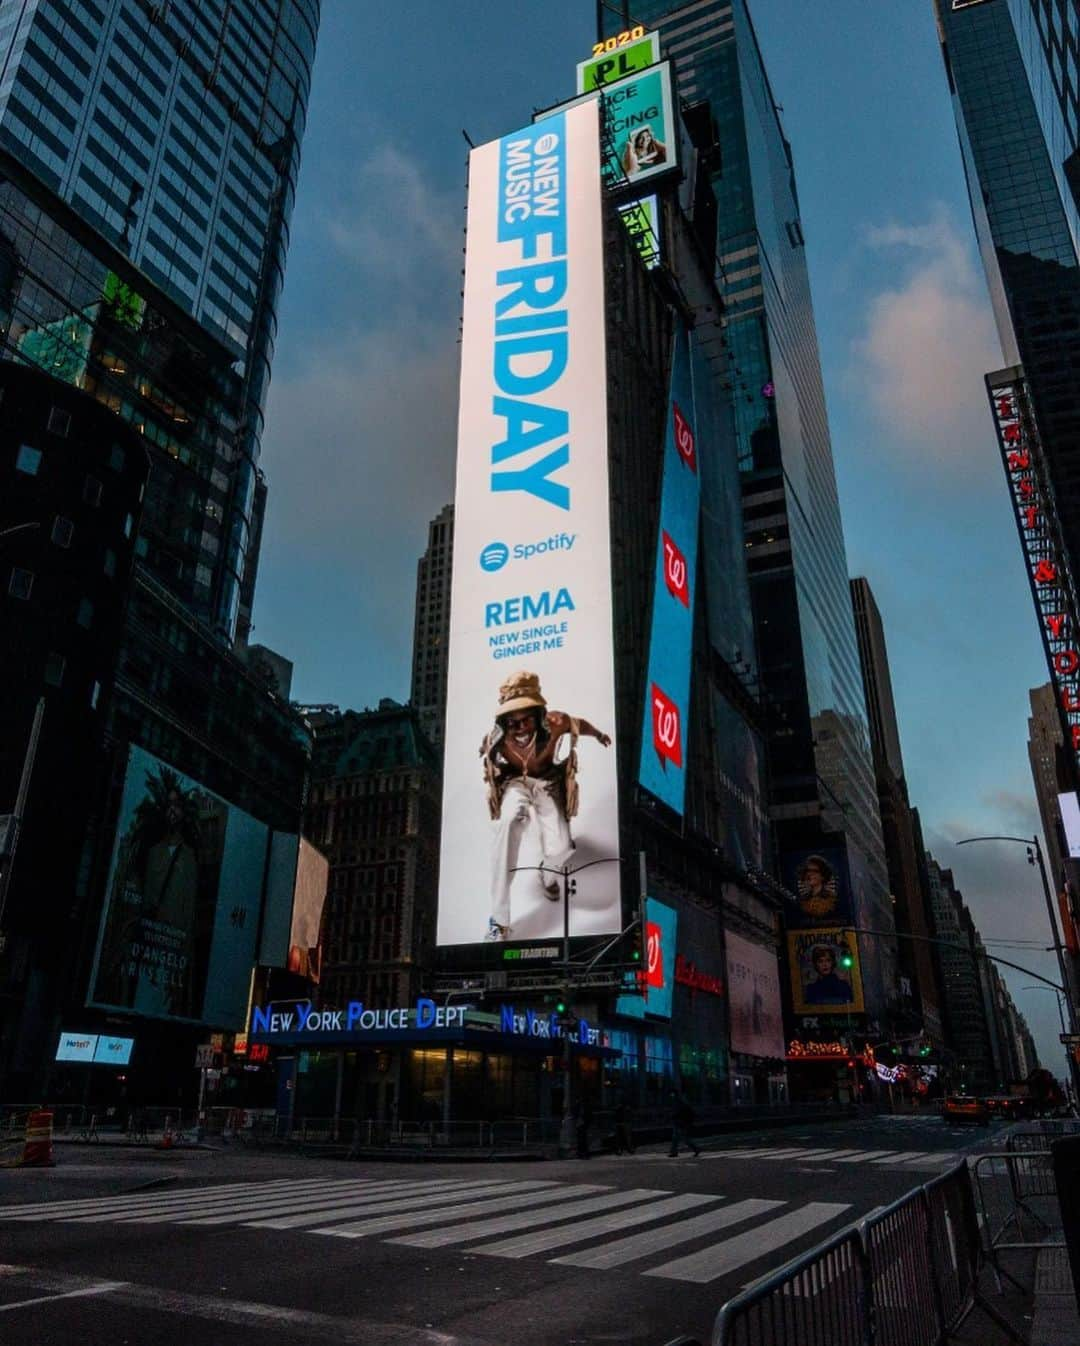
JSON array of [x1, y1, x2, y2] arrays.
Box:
[[480, 670, 611, 942]]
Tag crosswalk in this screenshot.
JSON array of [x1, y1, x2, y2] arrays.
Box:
[[696, 1146, 959, 1170], [0, 1177, 852, 1285]]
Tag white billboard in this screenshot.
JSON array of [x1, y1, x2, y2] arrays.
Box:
[[438, 101, 620, 948], [1059, 792, 1080, 859]]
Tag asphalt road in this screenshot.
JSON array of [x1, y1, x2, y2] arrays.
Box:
[[0, 1112, 999, 1345]]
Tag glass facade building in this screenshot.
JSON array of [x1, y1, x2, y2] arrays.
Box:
[[599, 2, 893, 1009], [0, 0, 318, 639], [935, 0, 1080, 585]]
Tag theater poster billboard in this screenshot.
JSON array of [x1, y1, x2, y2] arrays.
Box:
[[788, 928, 865, 1015], [438, 101, 621, 948], [725, 930, 785, 1059]]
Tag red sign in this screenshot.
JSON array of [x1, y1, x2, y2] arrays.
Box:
[[249, 1043, 270, 1064], [662, 530, 690, 606], [673, 403, 696, 473], [645, 921, 665, 990], [650, 683, 683, 769], [674, 953, 723, 996]]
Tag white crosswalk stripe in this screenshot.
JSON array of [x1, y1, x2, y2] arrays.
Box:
[[644, 1202, 851, 1283], [0, 1176, 859, 1284], [701, 1146, 957, 1169]]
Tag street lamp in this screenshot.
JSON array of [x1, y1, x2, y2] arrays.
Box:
[[1020, 984, 1075, 1097], [510, 853, 634, 1159], [956, 834, 1080, 1095]]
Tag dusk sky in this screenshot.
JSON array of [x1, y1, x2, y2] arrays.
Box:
[[250, 1, 1069, 1074]]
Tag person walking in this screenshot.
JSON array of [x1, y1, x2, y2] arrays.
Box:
[[669, 1091, 700, 1157]]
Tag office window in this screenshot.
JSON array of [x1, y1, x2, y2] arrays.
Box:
[[51, 516, 74, 548], [83, 475, 103, 506], [109, 443, 125, 472], [76, 597, 93, 629], [46, 406, 71, 437], [8, 568, 33, 599], [103, 548, 117, 578], [44, 652, 65, 687], [16, 444, 42, 475]]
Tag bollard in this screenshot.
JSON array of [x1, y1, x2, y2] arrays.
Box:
[[22, 1110, 55, 1167], [1052, 1135, 1080, 1318]]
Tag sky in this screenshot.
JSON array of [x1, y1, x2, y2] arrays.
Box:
[[250, 1, 1070, 1077]]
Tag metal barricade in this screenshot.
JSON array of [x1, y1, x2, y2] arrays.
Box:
[[713, 1163, 1023, 1346], [713, 1225, 870, 1346]]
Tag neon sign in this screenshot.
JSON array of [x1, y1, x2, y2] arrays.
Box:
[[989, 373, 1080, 765]]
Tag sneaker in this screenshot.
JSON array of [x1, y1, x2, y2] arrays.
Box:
[[484, 918, 511, 942]]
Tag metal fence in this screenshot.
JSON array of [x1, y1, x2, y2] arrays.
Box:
[[708, 1162, 1024, 1346]]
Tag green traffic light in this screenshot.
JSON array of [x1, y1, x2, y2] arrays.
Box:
[[840, 954, 853, 968], [555, 1001, 566, 1014]]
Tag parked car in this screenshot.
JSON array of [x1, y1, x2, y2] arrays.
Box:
[[942, 1094, 990, 1125]]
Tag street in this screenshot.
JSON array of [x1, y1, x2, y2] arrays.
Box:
[[0, 1114, 991, 1344]]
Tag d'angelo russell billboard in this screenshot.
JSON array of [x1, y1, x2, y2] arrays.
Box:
[[438, 102, 621, 949]]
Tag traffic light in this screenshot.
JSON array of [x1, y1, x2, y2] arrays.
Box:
[[554, 998, 567, 1015], [628, 895, 646, 969], [839, 950, 854, 969]]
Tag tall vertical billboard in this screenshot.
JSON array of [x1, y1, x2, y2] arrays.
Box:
[[438, 101, 621, 948], [639, 327, 700, 814]]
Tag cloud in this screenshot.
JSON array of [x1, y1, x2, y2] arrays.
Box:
[[849, 205, 1002, 455], [251, 143, 462, 707]]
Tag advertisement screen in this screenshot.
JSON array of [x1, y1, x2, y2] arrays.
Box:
[[783, 848, 853, 927], [616, 898, 677, 1019], [619, 195, 661, 269], [788, 928, 865, 1015], [438, 102, 620, 948], [93, 1036, 134, 1065], [288, 837, 329, 982], [56, 1032, 98, 1063], [639, 326, 700, 814], [1059, 792, 1080, 859], [89, 745, 270, 1028], [725, 930, 785, 1059], [537, 62, 678, 194]]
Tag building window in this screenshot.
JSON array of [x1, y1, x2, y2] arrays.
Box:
[[84, 475, 103, 507], [109, 443, 125, 472], [76, 597, 93, 629], [44, 652, 65, 686], [16, 444, 42, 475], [103, 548, 117, 578], [46, 406, 72, 437], [8, 568, 33, 600], [51, 516, 75, 548], [123, 513, 133, 538], [90, 680, 101, 710]]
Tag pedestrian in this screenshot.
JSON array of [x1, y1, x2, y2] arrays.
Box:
[[669, 1091, 700, 1157], [575, 1098, 592, 1159], [613, 1099, 635, 1155]]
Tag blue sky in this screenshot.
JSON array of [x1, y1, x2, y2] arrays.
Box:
[[251, 1, 1068, 1074]]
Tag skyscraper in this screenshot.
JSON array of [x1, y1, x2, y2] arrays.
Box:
[[598, 2, 893, 1020], [0, 0, 318, 640], [851, 577, 942, 1044], [0, 2, 319, 1099], [411, 504, 453, 753], [934, 0, 1080, 768]]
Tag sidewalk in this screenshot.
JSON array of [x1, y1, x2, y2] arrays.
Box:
[[1031, 1248, 1080, 1346]]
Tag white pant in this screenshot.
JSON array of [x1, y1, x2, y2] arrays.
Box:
[[490, 776, 572, 928]]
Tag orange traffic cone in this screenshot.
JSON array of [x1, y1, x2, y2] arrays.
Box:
[[22, 1110, 55, 1167]]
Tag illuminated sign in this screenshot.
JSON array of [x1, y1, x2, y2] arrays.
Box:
[[786, 1040, 848, 1060], [93, 1036, 134, 1065], [618, 195, 661, 270], [639, 328, 700, 813], [674, 954, 723, 997], [439, 101, 621, 949], [989, 373, 1080, 767], [499, 1004, 603, 1046], [616, 898, 677, 1019], [251, 999, 466, 1037], [56, 1032, 98, 1063], [577, 29, 658, 93], [55, 1032, 134, 1064]]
